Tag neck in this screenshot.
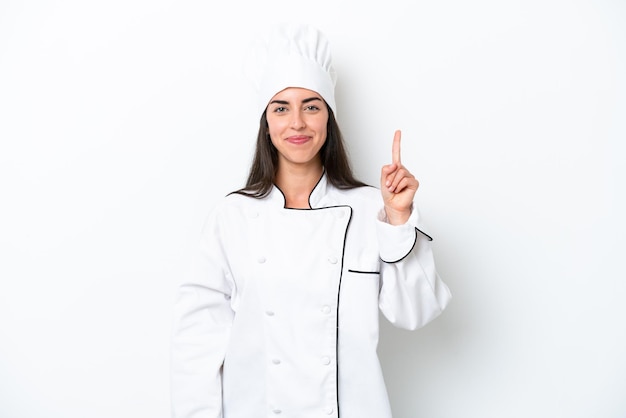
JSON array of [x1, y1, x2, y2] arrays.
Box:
[[275, 163, 324, 209]]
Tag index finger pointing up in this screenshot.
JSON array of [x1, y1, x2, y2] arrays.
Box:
[[392, 130, 402, 164]]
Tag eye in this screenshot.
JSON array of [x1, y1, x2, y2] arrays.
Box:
[[272, 106, 287, 113], [305, 105, 320, 112]]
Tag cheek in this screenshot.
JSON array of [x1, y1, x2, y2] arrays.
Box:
[[267, 118, 285, 141], [267, 124, 286, 150], [267, 127, 281, 148], [318, 124, 328, 143], [314, 115, 328, 139]]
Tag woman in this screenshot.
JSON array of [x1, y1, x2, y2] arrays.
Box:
[[170, 24, 451, 418]]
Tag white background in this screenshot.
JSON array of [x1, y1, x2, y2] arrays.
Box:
[[1, 0, 625, 417]]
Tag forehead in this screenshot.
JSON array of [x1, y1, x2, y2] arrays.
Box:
[[270, 87, 323, 102]]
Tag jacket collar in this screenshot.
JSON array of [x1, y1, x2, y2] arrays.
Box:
[[270, 171, 337, 209]]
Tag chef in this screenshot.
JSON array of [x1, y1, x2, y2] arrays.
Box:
[[170, 23, 451, 418]]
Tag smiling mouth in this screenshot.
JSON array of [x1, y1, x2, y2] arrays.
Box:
[[286, 136, 310, 144]]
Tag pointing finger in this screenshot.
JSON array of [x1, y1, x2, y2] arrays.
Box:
[[392, 130, 401, 165]]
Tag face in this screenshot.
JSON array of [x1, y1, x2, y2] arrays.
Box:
[[265, 87, 328, 171]]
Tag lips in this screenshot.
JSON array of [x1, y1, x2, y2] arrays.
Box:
[[286, 135, 310, 145]]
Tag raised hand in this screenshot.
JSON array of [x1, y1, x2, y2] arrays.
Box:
[[380, 130, 419, 225]]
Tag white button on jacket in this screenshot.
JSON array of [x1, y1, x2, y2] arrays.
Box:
[[171, 174, 451, 418]]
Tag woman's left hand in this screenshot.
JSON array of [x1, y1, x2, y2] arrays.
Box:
[[380, 130, 419, 225]]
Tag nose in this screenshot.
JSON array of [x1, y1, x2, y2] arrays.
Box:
[[290, 111, 305, 129]]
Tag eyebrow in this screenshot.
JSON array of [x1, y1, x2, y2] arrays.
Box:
[[268, 97, 323, 106]]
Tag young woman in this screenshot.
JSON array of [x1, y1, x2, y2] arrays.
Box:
[[170, 24, 451, 418]]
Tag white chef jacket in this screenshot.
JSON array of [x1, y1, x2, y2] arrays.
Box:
[[170, 173, 451, 418]]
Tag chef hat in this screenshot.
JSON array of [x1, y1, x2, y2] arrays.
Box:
[[246, 23, 337, 118]]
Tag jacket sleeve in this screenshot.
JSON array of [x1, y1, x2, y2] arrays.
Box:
[[170, 208, 235, 418], [375, 206, 451, 330]]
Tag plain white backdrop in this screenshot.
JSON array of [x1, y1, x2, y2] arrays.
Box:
[[1, 0, 625, 417]]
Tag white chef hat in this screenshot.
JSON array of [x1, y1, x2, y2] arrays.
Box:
[[245, 23, 337, 118]]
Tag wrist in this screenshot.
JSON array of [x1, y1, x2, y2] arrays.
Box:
[[384, 205, 412, 225]]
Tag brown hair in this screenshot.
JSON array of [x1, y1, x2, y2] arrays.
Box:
[[232, 105, 368, 198]]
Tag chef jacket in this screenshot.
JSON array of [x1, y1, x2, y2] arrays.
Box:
[[170, 173, 451, 418]]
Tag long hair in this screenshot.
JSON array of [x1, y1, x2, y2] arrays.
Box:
[[233, 106, 368, 198]]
